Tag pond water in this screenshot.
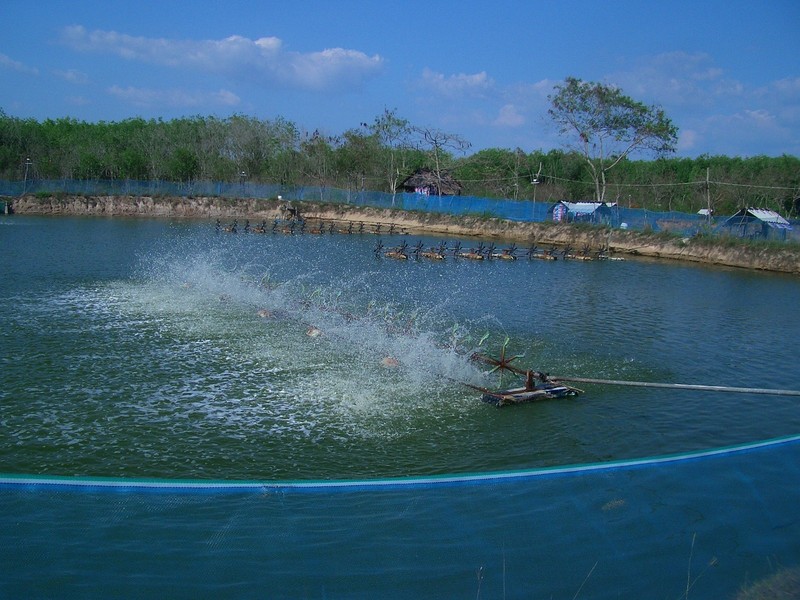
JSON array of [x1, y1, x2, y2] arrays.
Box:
[[2, 215, 800, 598], [2, 215, 798, 481]]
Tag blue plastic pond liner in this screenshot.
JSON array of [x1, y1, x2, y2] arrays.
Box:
[[1, 433, 798, 492], [2, 434, 800, 598]]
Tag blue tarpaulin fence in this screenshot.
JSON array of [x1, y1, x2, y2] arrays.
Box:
[[2, 178, 797, 241]]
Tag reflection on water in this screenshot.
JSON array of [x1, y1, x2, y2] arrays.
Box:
[[1, 216, 799, 479]]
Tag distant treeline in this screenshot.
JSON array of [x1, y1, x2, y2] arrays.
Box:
[[2, 110, 798, 216]]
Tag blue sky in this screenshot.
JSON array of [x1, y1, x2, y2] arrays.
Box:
[[2, 0, 799, 158]]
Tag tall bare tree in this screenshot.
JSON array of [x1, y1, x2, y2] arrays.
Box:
[[414, 126, 471, 196], [548, 77, 678, 202]]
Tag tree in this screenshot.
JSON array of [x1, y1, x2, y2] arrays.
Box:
[[413, 126, 471, 196], [301, 130, 337, 200], [266, 118, 302, 185], [456, 148, 525, 199], [548, 77, 678, 202], [167, 147, 200, 182], [369, 108, 415, 200], [335, 127, 382, 193]]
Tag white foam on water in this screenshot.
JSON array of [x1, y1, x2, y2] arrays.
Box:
[[79, 242, 494, 445]]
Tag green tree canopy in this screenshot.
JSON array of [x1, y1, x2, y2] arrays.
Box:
[[548, 77, 678, 202], [2, 108, 797, 216]]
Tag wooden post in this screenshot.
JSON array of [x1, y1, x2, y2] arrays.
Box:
[[525, 370, 534, 391]]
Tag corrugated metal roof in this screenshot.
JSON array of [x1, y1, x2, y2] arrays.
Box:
[[723, 208, 793, 231], [746, 208, 790, 226]]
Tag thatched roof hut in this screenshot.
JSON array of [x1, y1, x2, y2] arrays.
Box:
[[400, 168, 463, 196]]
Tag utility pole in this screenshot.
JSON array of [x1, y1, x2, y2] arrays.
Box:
[[531, 162, 542, 202], [23, 157, 33, 195], [531, 162, 542, 221]]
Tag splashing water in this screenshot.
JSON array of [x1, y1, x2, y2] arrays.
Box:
[[5, 218, 800, 480], [87, 238, 496, 462]]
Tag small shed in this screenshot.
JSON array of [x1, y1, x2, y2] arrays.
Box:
[[400, 168, 463, 196], [722, 208, 792, 240], [549, 201, 618, 225]]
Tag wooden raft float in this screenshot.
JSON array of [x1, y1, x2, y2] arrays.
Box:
[[480, 373, 580, 407], [470, 351, 582, 407], [471, 348, 800, 407]]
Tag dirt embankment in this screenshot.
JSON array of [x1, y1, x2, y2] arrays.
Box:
[[9, 194, 800, 274]]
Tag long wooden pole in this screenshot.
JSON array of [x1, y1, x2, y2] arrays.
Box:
[[471, 353, 800, 397], [551, 376, 800, 397]]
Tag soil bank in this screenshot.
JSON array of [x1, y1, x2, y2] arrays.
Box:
[[8, 194, 800, 275]]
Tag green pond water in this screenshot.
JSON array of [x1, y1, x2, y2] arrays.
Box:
[[2, 215, 799, 480]]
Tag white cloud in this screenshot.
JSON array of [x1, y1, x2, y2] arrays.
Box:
[[288, 47, 384, 90], [743, 108, 776, 125], [420, 68, 494, 97], [706, 109, 782, 138], [771, 77, 800, 95], [503, 79, 555, 113], [493, 104, 525, 127], [108, 85, 240, 108], [66, 95, 91, 107], [756, 77, 800, 118], [676, 129, 699, 153], [0, 52, 39, 75], [595, 51, 800, 155], [607, 52, 730, 107], [412, 53, 798, 156], [54, 69, 89, 84], [61, 26, 383, 91], [687, 107, 797, 156], [213, 89, 241, 106]]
